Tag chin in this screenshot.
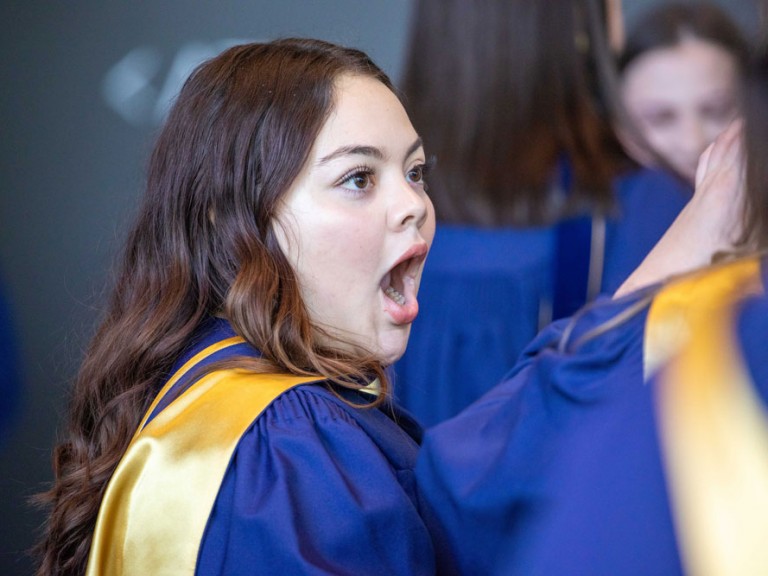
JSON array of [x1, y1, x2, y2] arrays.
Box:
[[377, 336, 410, 366], [378, 348, 406, 367]]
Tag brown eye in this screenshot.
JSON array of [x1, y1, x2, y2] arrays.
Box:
[[350, 173, 370, 189], [407, 165, 423, 183], [339, 168, 375, 194]]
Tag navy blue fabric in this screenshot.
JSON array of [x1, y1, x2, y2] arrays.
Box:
[[601, 169, 691, 293], [552, 214, 593, 319], [736, 260, 768, 407], [416, 257, 768, 575], [414, 286, 677, 575], [145, 318, 434, 575], [0, 275, 21, 444], [395, 167, 690, 427], [395, 224, 554, 427]]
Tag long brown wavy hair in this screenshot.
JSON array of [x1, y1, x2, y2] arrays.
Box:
[[401, 0, 630, 226], [35, 38, 396, 575]]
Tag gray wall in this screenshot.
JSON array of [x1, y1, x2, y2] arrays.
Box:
[[0, 1, 760, 574]]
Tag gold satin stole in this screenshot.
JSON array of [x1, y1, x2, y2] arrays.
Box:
[[86, 337, 320, 576], [645, 258, 768, 575]]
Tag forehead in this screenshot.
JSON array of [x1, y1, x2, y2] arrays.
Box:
[[310, 74, 417, 154], [623, 39, 740, 105], [625, 38, 739, 89]]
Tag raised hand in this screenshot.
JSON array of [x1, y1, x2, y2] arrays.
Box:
[[615, 119, 746, 297]]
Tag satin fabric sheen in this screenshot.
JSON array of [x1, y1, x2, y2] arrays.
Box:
[[651, 259, 768, 575], [88, 317, 434, 575], [86, 337, 319, 575]]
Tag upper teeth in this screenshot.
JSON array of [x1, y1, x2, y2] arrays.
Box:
[[385, 286, 406, 305]]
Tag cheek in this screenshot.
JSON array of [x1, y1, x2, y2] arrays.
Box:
[[424, 202, 437, 246], [702, 116, 732, 140], [302, 221, 382, 286], [643, 124, 678, 150], [631, 109, 675, 143]]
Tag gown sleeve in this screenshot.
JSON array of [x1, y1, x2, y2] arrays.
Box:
[[414, 291, 655, 575], [196, 385, 435, 576]]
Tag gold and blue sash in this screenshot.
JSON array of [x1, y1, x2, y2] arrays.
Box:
[[645, 258, 768, 575], [86, 337, 320, 576]]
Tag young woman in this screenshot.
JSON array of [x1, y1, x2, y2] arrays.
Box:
[[35, 39, 436, 575], [620, 2, 749, 184]]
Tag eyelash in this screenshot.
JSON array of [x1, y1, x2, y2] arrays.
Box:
[[410, 156, 435, 189], [336, 158, 434, 196], [337, 165, 376, 194]]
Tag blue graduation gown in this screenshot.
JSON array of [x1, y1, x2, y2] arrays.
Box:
[[113, 318, 435, 575], [394, 224, 555, 428], [416, 256, 768, 575], [395, 167, 690, 427], [601, 168, 692, 293]]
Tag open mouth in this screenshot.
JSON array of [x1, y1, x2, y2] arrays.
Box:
[[381, 258, 412, 306], [379, 246, 428, 324], [384, 285, 406, 305]]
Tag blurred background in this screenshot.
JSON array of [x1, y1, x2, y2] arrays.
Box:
[[0, 1, 760, 573]]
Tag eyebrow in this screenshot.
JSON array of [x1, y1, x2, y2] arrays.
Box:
[[317, 137, 424, 165]]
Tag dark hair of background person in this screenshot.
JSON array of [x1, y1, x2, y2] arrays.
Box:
[[34, 38, 396, 576], [618, 2, 751, 75], [400, 0, 630, 227], [742, 43, 768, 249]]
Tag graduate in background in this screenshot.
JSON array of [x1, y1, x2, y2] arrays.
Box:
[[620, 2, 749, 185], [35, 39, 437, 576], [415, 48, 768, 574], [395, 0, 692, 426]]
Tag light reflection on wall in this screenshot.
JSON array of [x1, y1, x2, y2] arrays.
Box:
[[102, 39, 254, 127]]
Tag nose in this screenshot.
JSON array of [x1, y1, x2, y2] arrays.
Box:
[[388, 176, 430, 231], [678, 115, 709, 158]]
